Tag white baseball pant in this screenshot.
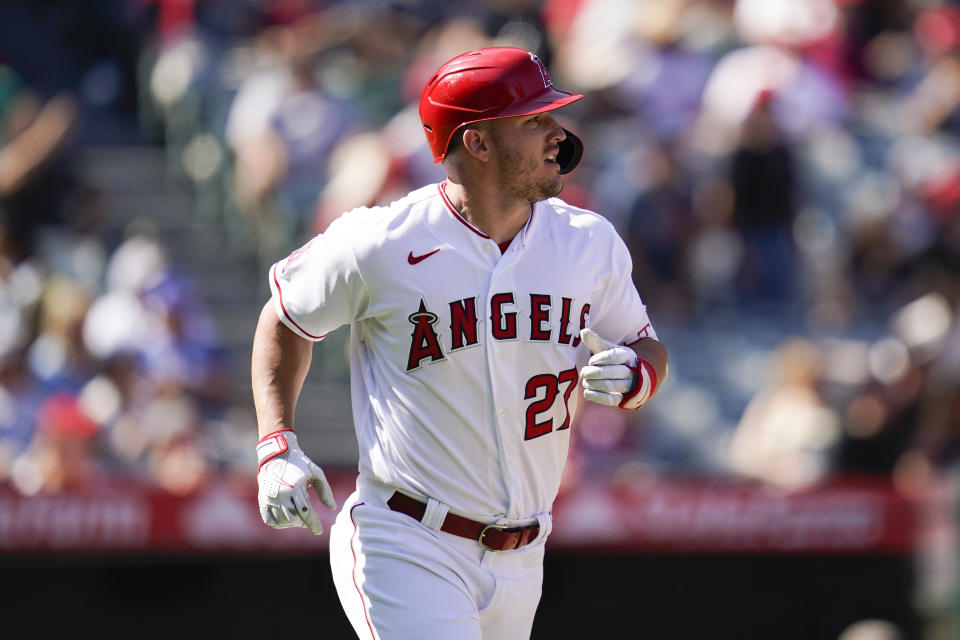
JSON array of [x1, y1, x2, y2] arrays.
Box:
[[329, 477, 552, 640]]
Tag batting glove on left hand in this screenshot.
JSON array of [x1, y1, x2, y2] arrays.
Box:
[[580, 328, 657, 410], [256, 429, 337, 535]]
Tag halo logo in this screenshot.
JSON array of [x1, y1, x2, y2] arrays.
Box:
[[529, 52, 552, 88]]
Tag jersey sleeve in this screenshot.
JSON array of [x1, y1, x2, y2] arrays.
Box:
[[267, 212, 370, 341], [590, 231, 658, 346]]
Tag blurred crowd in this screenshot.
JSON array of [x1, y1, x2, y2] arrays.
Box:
[[0, 0, 259, 496], [2, 0, 960, 634], [0, 0, 959, 511], [140, 0, 960, 499], [534, 0, 960, 500]]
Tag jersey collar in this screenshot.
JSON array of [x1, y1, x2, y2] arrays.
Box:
[[438, 181, 489, 239], [437, 181, 535, 250]]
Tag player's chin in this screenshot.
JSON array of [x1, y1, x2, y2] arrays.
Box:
[[527, 180, 562, 204], [542, 176, 564, 199]]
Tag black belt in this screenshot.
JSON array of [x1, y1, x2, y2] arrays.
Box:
[[386, 492, 540, 552]]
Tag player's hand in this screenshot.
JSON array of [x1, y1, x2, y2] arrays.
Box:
[[256, 429, 337, 535], [579, 328, 656, 410]]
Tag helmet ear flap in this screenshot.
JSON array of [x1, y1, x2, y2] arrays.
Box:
[[557, 129, 583, 175]]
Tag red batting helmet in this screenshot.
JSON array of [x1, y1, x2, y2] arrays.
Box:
[[419, 47, 585, 174]]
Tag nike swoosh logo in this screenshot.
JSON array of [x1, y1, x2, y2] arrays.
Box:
[[408, 248, 441, 265]]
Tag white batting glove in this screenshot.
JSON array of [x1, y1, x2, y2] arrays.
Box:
[[580, 328, 658, 410], [256, 429, 337, 535]]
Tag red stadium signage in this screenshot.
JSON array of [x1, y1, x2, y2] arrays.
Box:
[[549, 476, 918, 554], [0, 473, 920, 554]]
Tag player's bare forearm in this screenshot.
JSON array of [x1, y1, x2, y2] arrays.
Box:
[[631, 338, 668, 394], [251, 300, 313, 437]]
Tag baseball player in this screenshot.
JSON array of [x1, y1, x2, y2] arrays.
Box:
[[251, 47, 668, 639]]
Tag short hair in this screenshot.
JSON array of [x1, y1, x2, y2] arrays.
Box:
[[444, 121, 496, 160], [445, 126, 465, 159]]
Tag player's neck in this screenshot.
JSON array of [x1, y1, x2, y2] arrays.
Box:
[[442, 179, 531, 245]]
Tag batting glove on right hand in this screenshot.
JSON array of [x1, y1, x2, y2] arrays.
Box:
[[256, 429, 337, 535], [580, 328, 658, 410]]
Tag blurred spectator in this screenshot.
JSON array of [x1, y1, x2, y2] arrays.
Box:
[[850, 292, 960, 482], [837, 370, 923, 479], [0, 347, 43, 484], [684, 174, 743, 319], [903, 4, 960, 135], [84, 231, 228, 404], [0, 63, 79, 263], [26, 275, 96, 394], [728, 89, 800, 312], [9, 392, 103, 494], [727, 337, 840, 489], [224, 16, 361, 269], [625, 140, 697, 321], [139, 389, 210, 495]]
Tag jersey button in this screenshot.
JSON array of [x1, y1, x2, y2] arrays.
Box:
[[498, 408, 506, 416]]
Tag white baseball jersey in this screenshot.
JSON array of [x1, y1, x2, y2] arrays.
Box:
[[269, 181, 656, 521]]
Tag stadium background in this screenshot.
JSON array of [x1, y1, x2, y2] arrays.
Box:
[[1, 0, 959, 638]]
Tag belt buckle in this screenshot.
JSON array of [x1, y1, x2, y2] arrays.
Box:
[[478, 523, 515, 552]]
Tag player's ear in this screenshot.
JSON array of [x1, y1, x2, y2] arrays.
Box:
[[461, 126, 490, 161]]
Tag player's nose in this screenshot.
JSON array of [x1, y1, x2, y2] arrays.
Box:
[[544, 114, 565, 142]]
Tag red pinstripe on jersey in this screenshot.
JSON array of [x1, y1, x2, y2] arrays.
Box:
[[438, 182, 490, 239], [437, 181, 536, 251], [271, 263, 329, 340], [349, 502, 377, 640]]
